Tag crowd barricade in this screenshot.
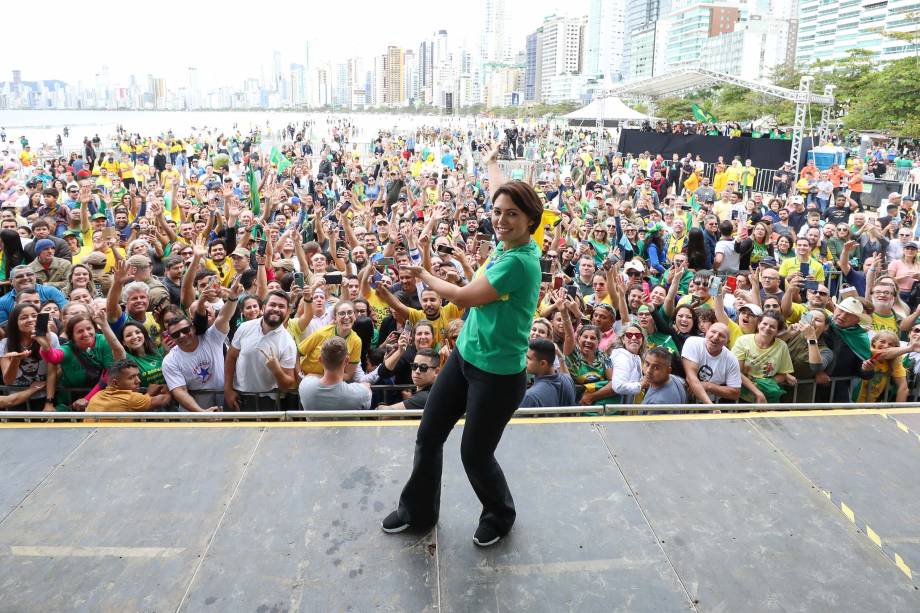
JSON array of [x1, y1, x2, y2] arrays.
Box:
[[2, 401, 917, 424], [0, 379, 907, 423]]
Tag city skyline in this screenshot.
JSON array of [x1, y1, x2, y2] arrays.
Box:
[[4, 0, 584, 90], [3, 0, 917, 112]]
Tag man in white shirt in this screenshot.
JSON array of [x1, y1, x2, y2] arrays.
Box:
[[713, 220, 742, 274], [162, 279, 241, 412], [682, 323, 742, 404], [224, 291, 298, 412]]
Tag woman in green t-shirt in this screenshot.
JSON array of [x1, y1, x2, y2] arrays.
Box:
[[120, 321, 165, 387], [57, 314, 120, 411], [382, 150, 543, 548]]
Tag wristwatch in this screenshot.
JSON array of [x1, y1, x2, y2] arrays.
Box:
[[807, 339, 818, 345]]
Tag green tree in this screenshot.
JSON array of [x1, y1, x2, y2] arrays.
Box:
[[844, 57, 920, 136], [653, 97, 695, 120]]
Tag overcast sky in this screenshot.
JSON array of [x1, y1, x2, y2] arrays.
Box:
[[6, 0, 586, 89]]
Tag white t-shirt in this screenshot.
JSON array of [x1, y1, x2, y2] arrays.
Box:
[[162, 325, 228, 392], [230, 318, 297, 395], [681, 336, 742, 402], [715, 239, 741, 273]]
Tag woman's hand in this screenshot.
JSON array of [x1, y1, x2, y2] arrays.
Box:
[[71, 398, 89, 412], [579, 391, 594, 406]]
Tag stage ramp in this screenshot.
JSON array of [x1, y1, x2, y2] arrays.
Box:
[[0, 410, 918, 612]]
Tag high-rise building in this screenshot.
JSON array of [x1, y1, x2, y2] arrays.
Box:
[[796, 0, 919, 64], [333, 62, 350, 108], [701, 16, 794, 80], [386, 46, 405, 106], [482, 0, 512, 64], [187, 67, 199, 109], [654, 3, 742, 75], [432, 30, 451, 107], [585, 0, 626, 81], [624, 0, 671, 79], [373, 54, 387, 107], [525, 29, 544, 102], [290, 63, 307, 107], [404, 49, 419, 104], [539, 15, 586, 102]]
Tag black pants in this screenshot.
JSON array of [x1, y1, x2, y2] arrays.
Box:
[[396, 349, 526, 535]]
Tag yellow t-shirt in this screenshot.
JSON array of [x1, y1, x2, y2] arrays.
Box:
[[134, 163, 149, 184], [74, 246, 126, 273], [407, 303, 464, 347], [778, 257, 826, 283], [366, 289, 390, 325], [297, 324, 362, 375], [871, 311, 899, 335], [87, 388, 151, 413], [101, 159, 119, 174], [119, 161, 134, 180], [161, 169, 180, 190], [203, 259, 236, 287]]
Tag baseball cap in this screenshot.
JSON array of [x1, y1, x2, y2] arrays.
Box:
[[91, 212, 107, 220], [739, 303, 763, 317], [83, 252, 108, 269], [126, 254, 151, 268], [624, 261, 645, 273], [230, 247, 250, 258], [274, 259, 295, 272]]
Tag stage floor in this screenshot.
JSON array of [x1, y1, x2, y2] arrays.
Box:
[[1, 410, 919, 612]]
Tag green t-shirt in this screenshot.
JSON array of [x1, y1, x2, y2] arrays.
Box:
[[456, 238, 541, 375], [129, 350, 165, 386], [57, 334, 115, 410], [647, 331, 679, 355]]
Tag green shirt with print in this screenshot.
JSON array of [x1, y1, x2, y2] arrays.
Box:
[[457, 238, 541, 375]]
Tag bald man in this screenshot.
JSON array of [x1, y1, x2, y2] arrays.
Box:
[[681, 323, 742, 404]]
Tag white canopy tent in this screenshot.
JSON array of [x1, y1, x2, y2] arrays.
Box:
[[563, 97, 652, 127]]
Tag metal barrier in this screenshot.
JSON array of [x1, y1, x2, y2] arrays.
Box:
[[2, 401, 917, 424]]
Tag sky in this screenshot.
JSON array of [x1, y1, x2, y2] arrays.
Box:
[[5, 0, 587, 90]]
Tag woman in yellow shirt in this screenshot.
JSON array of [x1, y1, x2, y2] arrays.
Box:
[[297, 301, 362, 379], [712, 163, 728, 194]]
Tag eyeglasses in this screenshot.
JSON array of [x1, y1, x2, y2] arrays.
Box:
[[410, 362, 434, 372], [623, 332, 643, 340], [627, 271, 641, 277], [168, 326, 194, 339], [812, 290, 830, 296]]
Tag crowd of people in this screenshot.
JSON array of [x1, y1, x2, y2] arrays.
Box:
[[1, 117, 919, 415]]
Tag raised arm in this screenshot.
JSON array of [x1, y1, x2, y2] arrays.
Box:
[[181, 237, 207, 310], [106, 260, 130, 323], [94, 310, 127, 361], [214, 280, 243, 335]]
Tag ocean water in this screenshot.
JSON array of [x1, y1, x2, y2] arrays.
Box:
[[0, 110, 485, 152]]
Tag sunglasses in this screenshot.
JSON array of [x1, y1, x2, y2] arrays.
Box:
[[168, 325, 194, 339], [623, 332, 643, 340], [627, 271, 641, 277], [410, 362, 434, 372], [912, 327, 920, 335]]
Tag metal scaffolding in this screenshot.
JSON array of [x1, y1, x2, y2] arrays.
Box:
[[605, 67, 836, 168]]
